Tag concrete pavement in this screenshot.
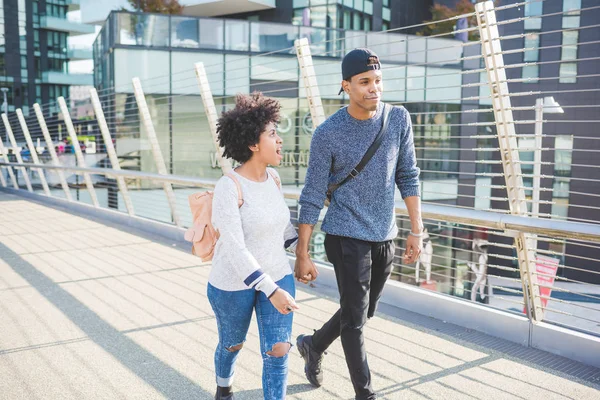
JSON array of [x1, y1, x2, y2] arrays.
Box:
[[1, 191, 599, 399]]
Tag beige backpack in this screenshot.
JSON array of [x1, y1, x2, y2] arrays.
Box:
[[184, 170, 280, 261]]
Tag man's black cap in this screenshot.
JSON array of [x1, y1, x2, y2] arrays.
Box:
[[338, 48, 381, 95]]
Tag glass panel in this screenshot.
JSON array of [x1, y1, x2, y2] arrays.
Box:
[[311, 6, 327, 27], [250, 21, 298, 53], [524, 33, 539, 61], [562, 15, 580, 28], [354, 0, 363, 12], [225, 20, 249, 51], [311, 0, 327, 5], [344, 0, 353, 8], [199, 19, 224, 50], [343, 11, 351, 29], [522, 65, 539, 83], [116, 13, 169, 47], [364, 1, 373, 15], [364, 16, 371, 31], [353, 12, 361, 30], [382, 7, 391, 21], [553, 179, 570, 198], [293, 0, 309, 7], [300, 26, 341, 57], [561, 31, 578, 60], [554, 135, 573, 175], [563, 0, 581, 13], [171, 17, 199, 48], [292, 9, 304, 25], [524, 2, 542, 30], [551, 198, 569, 220], [327, 5, 337, 29], [559, 63, 577, 83]]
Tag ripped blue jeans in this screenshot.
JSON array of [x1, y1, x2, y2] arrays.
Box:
[[207, 274, 295, 400]]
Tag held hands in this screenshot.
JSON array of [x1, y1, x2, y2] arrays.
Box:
[[269, 288, 299, 315], [403, 233, 423, 264], [294, 254, 319, 284]]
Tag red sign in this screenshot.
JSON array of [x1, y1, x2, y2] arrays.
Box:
[[535, 255, 560, 308], [523, 255, 560, 314]]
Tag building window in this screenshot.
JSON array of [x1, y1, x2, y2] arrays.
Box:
[[523, 33, 539, 82], [554, 135, 573, 176], [353, 12, 361, 30], [560, 0, 580, 82], [563, 0, 581, 28], [382, 22, 389, 32], [559, 63, 577, 83], [524, 1, 542, 30]]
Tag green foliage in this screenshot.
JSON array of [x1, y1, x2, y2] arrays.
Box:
[[127, 0, 183, 14]]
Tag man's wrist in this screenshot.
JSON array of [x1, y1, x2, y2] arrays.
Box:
[[296, 251, 311, 259]]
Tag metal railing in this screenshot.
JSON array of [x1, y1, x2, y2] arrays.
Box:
[[1, 0, 599, 338]]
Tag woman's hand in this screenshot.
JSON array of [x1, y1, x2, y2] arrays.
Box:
[[269, 289, 299, 314]]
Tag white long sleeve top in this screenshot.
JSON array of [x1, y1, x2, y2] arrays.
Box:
[[209, 168, 298, 296]]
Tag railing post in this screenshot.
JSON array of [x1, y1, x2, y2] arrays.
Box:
[[0, 135, 18, 189], [132, 77, 182, 227], [194, 62, 233, 174], [57, 97, 100, 208], [33, 103, 72, 201], [475, 0, 543, 322], [2, 113, 33, 192], [90, 88, 135, 216], [295, 38, 327, 128], [16, 109, 51, 196]]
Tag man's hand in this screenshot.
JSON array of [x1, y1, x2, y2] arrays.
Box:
[[294, 253, 319, 284], [403, 234, 422, 264]]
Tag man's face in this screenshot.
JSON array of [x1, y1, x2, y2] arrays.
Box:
[[343, 69, 383, 112]]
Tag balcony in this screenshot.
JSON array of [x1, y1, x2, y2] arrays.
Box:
[[40, 15, 95, 36], [67, 45, 93, 60], [181, 0, 275, 17], [42, 71, 93, 86]]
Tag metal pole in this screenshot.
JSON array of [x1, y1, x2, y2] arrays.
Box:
[[532, 98, 543, 219], [295, 38, 326, 128], [131, 77, 182, 227], [16, 109, 51, 196], [475, 1, 543, 322], [57, 96, 100, 207], [90, 88, 135, 216], [194, 62, 233, 174], [33, 103, 72, 201], [2, 113, 33, 192]]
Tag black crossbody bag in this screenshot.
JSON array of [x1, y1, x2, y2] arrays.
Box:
[[326, 103, 392, 203]]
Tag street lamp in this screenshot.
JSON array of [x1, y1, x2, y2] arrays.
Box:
[[532, 96, 564, 218]]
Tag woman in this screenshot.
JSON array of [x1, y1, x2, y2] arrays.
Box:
[[208, 92, 299, 400]]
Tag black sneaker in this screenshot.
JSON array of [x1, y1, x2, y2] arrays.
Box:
[[296, 334, 324, 387], [215, 386, 234, 400]]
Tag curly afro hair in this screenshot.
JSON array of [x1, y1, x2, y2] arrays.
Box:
[[216, 92, 281, 164]]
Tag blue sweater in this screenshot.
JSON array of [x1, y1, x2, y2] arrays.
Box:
[[299, 103, 420, 242]]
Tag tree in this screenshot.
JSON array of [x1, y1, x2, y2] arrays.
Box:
[[128, 0, 183, 14], [417, 0, 480, 41]]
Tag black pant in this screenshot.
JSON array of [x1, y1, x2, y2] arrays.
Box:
[[312, 234, 395, 400]]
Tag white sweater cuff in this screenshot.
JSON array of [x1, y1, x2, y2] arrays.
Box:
[[255, 275, 278, 297]]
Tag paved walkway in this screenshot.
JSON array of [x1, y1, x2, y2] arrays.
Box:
[[0, 191, 599, 399]]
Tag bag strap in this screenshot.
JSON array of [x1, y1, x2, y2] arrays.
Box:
[[225, 172, 244, 207], [327, 103, 392, 198], [267, 169, 281, 190]]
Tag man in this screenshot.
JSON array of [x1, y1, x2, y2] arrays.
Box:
[[294, 48, 423, 400]]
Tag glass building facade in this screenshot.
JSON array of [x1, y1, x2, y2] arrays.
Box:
[[0, 0, 93, 116]]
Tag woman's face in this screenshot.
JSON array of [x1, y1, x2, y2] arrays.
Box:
[[251, 121, 283, 166]]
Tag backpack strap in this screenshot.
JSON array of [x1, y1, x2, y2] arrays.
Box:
[[267, 169, 281, 190], [225, 173, 244, 207]]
